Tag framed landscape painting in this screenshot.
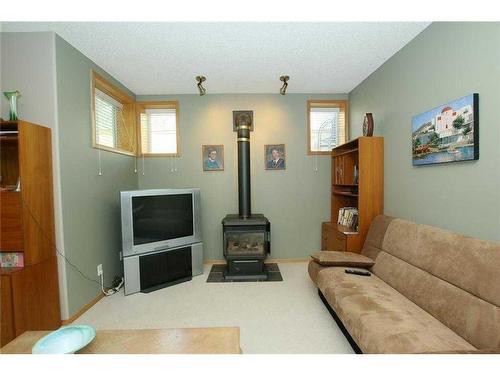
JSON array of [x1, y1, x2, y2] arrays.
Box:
[[412, 93, 479, 166]]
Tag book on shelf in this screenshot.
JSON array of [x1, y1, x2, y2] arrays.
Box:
[[337, 207, 359, 232]]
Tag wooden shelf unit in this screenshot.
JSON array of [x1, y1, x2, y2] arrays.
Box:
[[322, 136, 383, 253], [332, 191, 359, 197], [1, 120, 61, 347]]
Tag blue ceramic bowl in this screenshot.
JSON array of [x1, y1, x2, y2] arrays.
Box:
[[32, 325, 96, 354]]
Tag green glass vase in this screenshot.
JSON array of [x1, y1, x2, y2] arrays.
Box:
[[3, 90, 21, 121]]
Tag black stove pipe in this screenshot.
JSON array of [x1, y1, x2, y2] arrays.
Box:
[[237, 122, 251, 218]]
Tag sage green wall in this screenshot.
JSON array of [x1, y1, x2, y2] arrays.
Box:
[[55, 35, 138, 316], [349, 22, 500, 241], [137, 94, 347, 260], [0, 32, 56, 126], [0, 31, 70, 318]]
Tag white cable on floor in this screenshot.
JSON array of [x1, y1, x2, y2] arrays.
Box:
[[100, 273, 124, 296]]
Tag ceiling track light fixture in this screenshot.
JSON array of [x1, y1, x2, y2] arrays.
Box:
[[279, 75, 290, 95], [196, 75, 206, 96]]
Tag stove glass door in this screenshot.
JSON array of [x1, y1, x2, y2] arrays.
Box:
[[225, 231, 266, 256]]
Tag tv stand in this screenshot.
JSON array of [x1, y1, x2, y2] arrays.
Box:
[[140, 275, 192, 293], [123, 242, 203, 295]]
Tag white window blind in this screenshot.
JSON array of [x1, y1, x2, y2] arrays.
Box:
[[94, 89, 123, 148], [140, 108, 177, 154], [309, 105, 346, 152]]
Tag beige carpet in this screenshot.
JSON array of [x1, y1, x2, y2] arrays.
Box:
[[74, 261, 353, 354]]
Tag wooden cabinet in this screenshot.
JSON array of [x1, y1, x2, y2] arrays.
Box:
[[321, 221, 364, 252], [10, 258, 61, 336], [1, 120, 60, 347], [322, 137, 383, 253], [0, 191, 23, 250], [1, 273, 15, 346], [322, 222, 346, 251]]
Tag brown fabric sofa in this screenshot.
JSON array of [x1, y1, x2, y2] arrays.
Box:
[[309, 215, 500, 354]]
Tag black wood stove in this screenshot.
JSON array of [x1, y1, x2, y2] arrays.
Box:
[[222, 111, 270, 280]]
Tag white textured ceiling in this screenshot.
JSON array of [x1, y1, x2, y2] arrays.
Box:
[[1, 22, 430, 95]]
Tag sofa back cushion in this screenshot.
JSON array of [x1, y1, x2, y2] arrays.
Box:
[[362, 215, 500, 349]]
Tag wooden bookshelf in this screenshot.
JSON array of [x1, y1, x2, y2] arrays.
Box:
[[0, 120, 60, 347], [322, 136, 383, 253], [332, 191, 359, 197]]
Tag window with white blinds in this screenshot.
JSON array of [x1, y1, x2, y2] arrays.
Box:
[[308, 101, 347, 154], [94, 89, 122, 148], [139, 105, 178, 155], [91, 70, 136, 155]]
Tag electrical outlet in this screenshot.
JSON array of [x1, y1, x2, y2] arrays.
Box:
[[119, 251, 122, 261], [97, 264, 103, 276]]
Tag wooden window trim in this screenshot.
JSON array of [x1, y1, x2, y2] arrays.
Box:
[[136, 101, 180, 157], [91, 70, 136, 157], [307, 99, 349, 155]]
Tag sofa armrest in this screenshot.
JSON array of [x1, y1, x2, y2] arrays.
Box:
[[310, 251, 375, 268]]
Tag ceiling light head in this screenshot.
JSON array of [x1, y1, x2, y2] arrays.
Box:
[[279, 75, 290, 95], [196, 75, 206, 96]]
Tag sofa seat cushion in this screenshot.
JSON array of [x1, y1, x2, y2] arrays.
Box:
[[318, 267, 476, 354], [311, 251, 375, 268]]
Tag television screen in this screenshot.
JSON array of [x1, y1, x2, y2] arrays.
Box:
[[132, 193, 194, 245]]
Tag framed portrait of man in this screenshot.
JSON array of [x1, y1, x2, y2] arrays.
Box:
[[202, 145, 224, 171], [265, 144, 286, 170]]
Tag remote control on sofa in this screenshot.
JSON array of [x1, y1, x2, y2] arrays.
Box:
[[345, 269, 371, 276]]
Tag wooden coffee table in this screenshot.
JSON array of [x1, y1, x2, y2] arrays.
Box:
[[0, 327, 241, 354]]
